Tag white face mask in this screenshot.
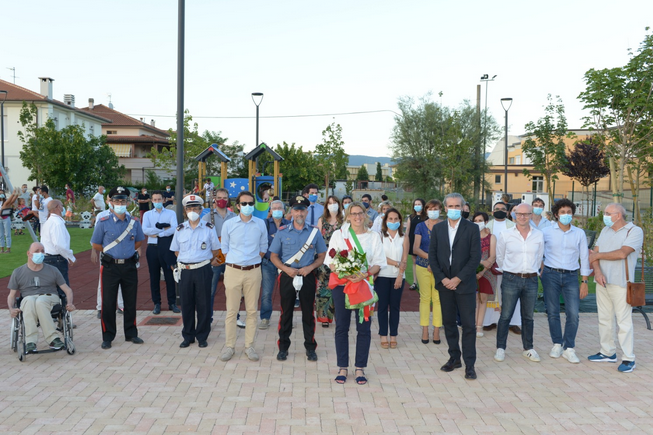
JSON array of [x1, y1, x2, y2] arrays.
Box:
[[327, 204, 339, 213], [187, 211, 200, 222], [476, 222, 486, 231]]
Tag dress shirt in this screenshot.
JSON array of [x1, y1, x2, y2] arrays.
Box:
[[324, 223, 387, 269], [41, 214, 76, 263], [371, 214, 384, 233], [201, 208, 236, 238], [530, 217, 552, 230], [170, 220, 221, 263], [378, 232, 405, 278], [307, 203, 324, 227], [366, 208, 379, 223], [221, 215, 268, 266], [447, 218, 461, 265], [496, 226, 544, 274], [542, 223, 591, 276], [142, 208, 178, 244]]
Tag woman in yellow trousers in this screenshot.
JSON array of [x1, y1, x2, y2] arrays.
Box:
[[412, 199, 443, 344]]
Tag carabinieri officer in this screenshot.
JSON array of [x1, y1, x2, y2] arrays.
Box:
[[170, 194, 220, 349], [91, 186, 145, 349], [269, 195, 327, 362]]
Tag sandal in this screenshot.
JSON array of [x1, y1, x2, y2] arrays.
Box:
[[335, 368, 348, 384], [390, 339, 397, 349], [322, 322, 330, 328], [380, 338, 389, 349], [355, 368, 367, 385], [409, 283, 418, 291]]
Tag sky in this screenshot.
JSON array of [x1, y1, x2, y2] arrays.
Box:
[[2, 1, 651, 158]]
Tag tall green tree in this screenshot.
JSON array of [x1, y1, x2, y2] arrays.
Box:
[[357, 164, 369, 181], [375, 162, 383, 181], [273, 142, 322, 194], [17, 102, 125, 195], [578, 27, 653, 220], [522, 95, 574, 206], [314, 122, 349, 192]]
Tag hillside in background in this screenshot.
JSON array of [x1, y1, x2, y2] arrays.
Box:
[[347, 155, 394, 167]]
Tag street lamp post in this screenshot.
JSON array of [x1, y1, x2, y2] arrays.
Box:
[[501, 97, 513, 196], [0, 90, 7, 176], [480, 75, 496, 205], [251, 92, 264, 148]]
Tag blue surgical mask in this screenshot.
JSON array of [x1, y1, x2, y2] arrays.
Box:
[[166, 188, 171, 192], [387, 222, 401, 231], [343, 203, 351, 210], [511, 212, 517, 220], [603, 215, 614, 227], [241, 205, 255, 216], [272, 210, 283, 219], [114, 205, 127, 215], [0, 194, 5, 199], [32, 252, 45, 264], [427, 210, 440, 220], [558, 214, 573, 226], [308, 194, 318, 203], [153, 202, 163, 210], [447, 209, 461, 220], [533, 207, 543, 216], [362, 201, 370, 209], [414, 205, 423, 213]]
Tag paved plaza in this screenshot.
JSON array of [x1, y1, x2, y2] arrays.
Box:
[[1, 310, 652, 434]]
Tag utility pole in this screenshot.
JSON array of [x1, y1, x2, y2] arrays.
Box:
[[474, 84, 481, 203]]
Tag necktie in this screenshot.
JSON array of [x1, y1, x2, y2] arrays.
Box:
[[309, 205, 314, 226]]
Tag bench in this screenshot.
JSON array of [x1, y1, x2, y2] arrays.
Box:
[[633, 265, 653, 330]]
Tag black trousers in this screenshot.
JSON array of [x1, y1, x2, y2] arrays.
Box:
[[278, 271, 317, 352], [146, 243, 176, 306], [101, 261, 138, 342], [439, 289, 477, 367], [179, 264, 212, 342]]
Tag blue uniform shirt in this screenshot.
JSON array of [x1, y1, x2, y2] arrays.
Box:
[[306, 203, 324, 227], [264, 217, 291, 259], [269, 222, 327, 269], [91, 212, 145, 259], [170, 220, 221, 263], [142, 208, 178, 245]]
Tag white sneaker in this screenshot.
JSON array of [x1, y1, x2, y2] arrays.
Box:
[[258, 319, 270, 330], [245, 347, 259, 361], [236, 318, 246, 328], [476, 331, 484, 338], [522, 349, 541, 362], [219, 347, 235, 362], [562, 348, 580, 364], [549, 343, 563, 358], [494, 348, 505, 362]]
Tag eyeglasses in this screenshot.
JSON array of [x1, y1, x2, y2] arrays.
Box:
[[515, 213, 532, 218], [239, 202, 255, 206], [350, 212, 365, 217]]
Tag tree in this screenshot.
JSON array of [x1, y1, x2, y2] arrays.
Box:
[[273, 142, 322, 195], [578, 28, 653, 223], [375, 162, 383, 181], [17, 102, 125, 195], [314, 123, 349, 192], [522, 95, 574, 206], [561, 137, 610, 218], [357, 164, 369, 181]]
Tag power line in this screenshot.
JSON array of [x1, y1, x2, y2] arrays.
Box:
[[125, 109, 401, 119]]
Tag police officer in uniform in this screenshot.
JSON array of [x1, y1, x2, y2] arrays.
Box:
[[170, 194, 221, 348], [269, 195, 327, 362], [91, 186, 145, 349]]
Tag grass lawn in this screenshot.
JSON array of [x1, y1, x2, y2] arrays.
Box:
[[0, 227, 93, 279]]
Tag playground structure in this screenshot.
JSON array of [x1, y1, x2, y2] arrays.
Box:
[[194, 143, 283, 219]]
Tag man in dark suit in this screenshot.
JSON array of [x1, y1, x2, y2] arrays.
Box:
[[429, 193, 482, 380]]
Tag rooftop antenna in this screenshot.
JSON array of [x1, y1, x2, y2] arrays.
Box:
[[107, 93, 113, 109], [6, 67, 17, 83]]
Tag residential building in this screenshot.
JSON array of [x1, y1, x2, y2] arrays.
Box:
[[346, 162, 393, 181]]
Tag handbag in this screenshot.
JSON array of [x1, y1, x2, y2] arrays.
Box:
[[624, 230, 646, 307], [490, 262, 502, 275]]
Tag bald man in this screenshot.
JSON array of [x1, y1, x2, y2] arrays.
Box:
[[7, 243, 76, 353], [41, 199, 76, 285]]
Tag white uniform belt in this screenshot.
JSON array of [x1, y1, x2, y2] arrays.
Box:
[[178, 259, 210, 270]]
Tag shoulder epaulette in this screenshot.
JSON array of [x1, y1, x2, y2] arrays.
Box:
[[206, 222, 214, 229], [177, 223, 184, 231]]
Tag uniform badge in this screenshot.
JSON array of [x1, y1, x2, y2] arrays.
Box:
[[201, 242, 207, 250]]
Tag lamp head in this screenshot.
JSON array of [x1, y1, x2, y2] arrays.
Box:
[[251, 92, 264, 106], [501, 97, 513, 111], [0, 90, 7, 102]]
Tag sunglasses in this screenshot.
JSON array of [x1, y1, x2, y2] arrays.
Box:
[[239, 202, 255, 206]]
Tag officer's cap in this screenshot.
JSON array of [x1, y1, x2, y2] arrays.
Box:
[[108, 186, 130, 199], [182, 194, 203, 207], [290, 195, 310, 210]]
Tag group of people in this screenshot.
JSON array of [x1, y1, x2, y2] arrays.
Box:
[[5, 182, 644, 382]]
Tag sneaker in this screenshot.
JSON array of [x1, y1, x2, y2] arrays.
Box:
[[219, 347, 235, 362], [245, 347, 259, 361], [494, 348, 505, 362], [49, 337, 65, 350], [562, 348, 580, 364], [26, 342, 37, 353], [96, 310, 101, 319], [258, 319, 270, 330], [587, 352, 617, 363], [236, 318, 246, 329], [294, 298, 300, 308], [522, 349, 541, 362], [476, 331, 484, 338], [618, 360, 636, 373], [549, 343, 563, 358]]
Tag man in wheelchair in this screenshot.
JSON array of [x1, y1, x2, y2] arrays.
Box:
[[7, 242, 76, 353]]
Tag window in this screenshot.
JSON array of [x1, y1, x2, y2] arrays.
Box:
[[532, 176, 544, 192], [495, 175, 501, 184], [515, 155, 521, 164], [108, 144, 132, 157], [107, 130, 117, 135], [509, 157, 515, 164]]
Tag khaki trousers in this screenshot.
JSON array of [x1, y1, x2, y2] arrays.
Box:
[[20, 294, 61, 344], [224, 266, 262, 349], [596, 283, 635, 361]]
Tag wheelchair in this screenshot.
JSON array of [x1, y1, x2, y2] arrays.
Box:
[[10, 289, 75, 361]]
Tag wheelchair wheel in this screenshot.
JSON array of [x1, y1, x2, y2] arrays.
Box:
[[63, 312, 75, 355], [16, 314, 26, 362], [10, 317, 19, 352]]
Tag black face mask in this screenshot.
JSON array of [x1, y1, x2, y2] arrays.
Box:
[[461, 211, 470, 220], [493, 210, 507, 220]]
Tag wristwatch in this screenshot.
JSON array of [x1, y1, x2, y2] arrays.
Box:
[[581, 280, 589, 284]]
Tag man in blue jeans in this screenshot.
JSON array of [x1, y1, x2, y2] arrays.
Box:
[[541, 199, 590, 364], [494, 203, 544, 363], [259, 200, 290, 329]]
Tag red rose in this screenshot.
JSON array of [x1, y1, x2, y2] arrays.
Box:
[[329, 248, 337, 258], [340, 250, 349, 258]]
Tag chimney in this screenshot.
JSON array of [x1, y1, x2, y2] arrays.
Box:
[[150, 119, 155, 127], [88, 98, 94, 109], [38, 77, 54, 99], [64, 94, 75, 107]]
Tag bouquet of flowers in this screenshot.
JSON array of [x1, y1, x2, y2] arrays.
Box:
[[327, 245, 378, 323]]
